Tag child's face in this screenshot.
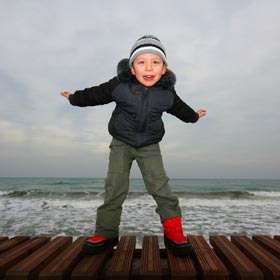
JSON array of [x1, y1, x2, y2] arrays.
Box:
[[130, 53, 167, 87]]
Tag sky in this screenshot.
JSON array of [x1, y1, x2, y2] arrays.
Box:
[[0, 0, 279, 179]]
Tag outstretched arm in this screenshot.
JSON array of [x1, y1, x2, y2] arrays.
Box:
[[60, 77, 120, 107], [167, 90, 206, 123]]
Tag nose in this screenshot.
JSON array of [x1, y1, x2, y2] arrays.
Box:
[[145, 61, 152, 71]]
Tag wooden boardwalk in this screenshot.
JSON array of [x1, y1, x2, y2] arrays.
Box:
[[0, 235, 280, 279]]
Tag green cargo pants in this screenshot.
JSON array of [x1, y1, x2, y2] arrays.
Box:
[[95, 138, 181, 238]]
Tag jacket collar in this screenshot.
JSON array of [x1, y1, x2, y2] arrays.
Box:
[[117, 58, 176, 89]]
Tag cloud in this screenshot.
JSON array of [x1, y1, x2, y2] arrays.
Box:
[[0, 0, 279, 178]]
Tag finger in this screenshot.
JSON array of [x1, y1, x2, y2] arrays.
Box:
[[61, 92, 68, 97]]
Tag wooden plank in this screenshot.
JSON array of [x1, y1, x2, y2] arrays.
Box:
[[71, 249, 112, 280], [0, 237, 9, 243], [39, 236, 87, 280], [210, 235, 263, 280], [106, 236, 136, 279], [232, 235, 280, 280], [0, 236, 30, 254], [253, 235, 280, 259], [139, 235, 162, 279], [166, 247, 197, 280], [275, 236, 280, 242], [188, 235, 229, 280], [3, 235, 280, 280], [5, 236, 72, 280], [0, 237, 50, 278]]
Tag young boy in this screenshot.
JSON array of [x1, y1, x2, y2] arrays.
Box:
[[61, 35, 206, 257]]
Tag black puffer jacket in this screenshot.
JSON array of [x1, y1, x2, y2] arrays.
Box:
[[69, 59, 199, 148]]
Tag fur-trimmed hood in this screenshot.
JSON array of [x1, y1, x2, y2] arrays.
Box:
[[117, 58, 176, 89]]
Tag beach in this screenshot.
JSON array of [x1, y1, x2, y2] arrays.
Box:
[[1, 177, 280, 247]]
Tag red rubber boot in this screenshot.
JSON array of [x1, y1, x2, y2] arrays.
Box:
[[162, 217, 193, 257]]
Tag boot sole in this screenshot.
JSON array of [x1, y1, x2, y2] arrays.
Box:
[[164, 236, 193, 257], [82, 237, 119, 255]]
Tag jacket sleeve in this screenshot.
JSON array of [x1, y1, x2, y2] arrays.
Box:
[[69, 77, 119, 107], [167, 89, 199, 123]]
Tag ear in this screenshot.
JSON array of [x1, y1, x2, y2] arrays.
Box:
[[162, 64, 167, 75], [130, 66, 136, 76]]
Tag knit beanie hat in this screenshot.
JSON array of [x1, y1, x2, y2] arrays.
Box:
[[129, 35, 168, 67]]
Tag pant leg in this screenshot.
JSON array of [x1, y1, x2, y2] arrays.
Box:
[[135, 143, 181, 222], [95, 138, 133, 237]]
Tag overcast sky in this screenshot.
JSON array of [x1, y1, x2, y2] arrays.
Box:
[[0, 0, 279, 179]]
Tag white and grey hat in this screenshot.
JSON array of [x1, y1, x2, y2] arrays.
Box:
[[129, 35, 167, 67]]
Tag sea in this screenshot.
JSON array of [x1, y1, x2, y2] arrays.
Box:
[[1, 177, 280, 247]]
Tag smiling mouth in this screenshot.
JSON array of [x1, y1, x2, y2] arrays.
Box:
[[143, 75, 154, 81]]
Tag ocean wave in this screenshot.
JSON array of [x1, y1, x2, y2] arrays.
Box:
[[248, 191, 280, 198], [0, 191, 14, 196], [0, 190, 103, 199], [50, 181, 69, 185], [48, 180, 84, 186], [177, 191, 255, 199], [2, 189, 279, 201], [1, 192, 280, 241]]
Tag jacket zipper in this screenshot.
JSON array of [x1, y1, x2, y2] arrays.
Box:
[[137, 87, 149, 132]]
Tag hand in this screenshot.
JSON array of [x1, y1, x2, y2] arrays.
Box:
[[60, 91, 71, 100], [197, 109, 206, 118]]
